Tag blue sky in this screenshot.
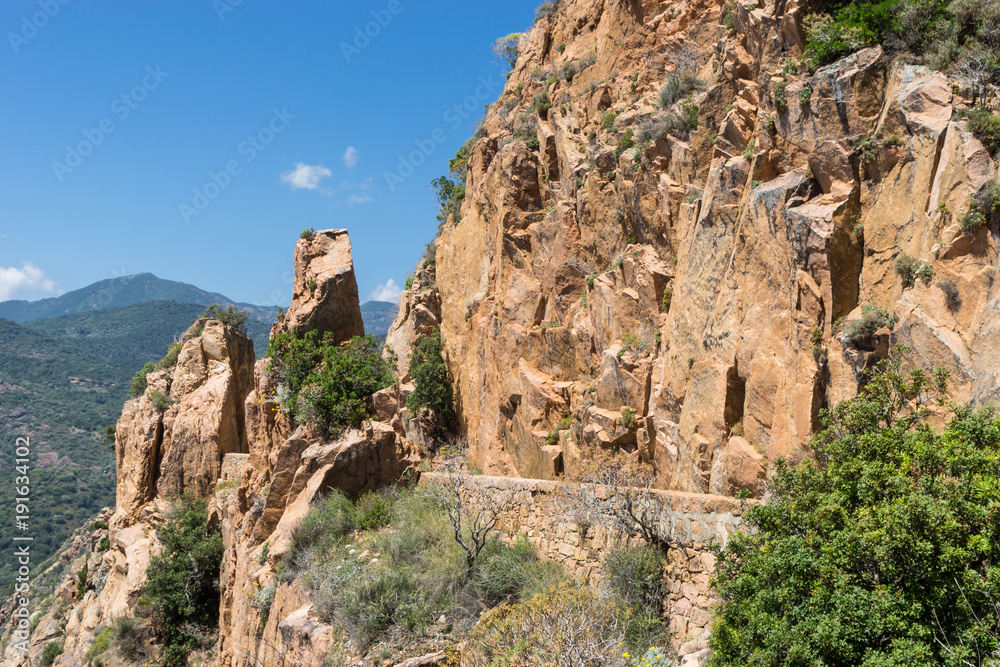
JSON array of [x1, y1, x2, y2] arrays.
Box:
[[0, 0, 538, 308]]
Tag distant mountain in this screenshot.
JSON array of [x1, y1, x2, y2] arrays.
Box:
[[0, 318, 128, 589], [0, 273, 280, 324], [361, 301, 399, 339], [25, 301, 274, 365], [0, 279, 396, 593]]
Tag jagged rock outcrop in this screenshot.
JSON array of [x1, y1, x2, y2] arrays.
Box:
[[269, 229, 365, 341], [389, 0, 999, 500], [114, 319, 255, 529], [10, 0, 1000, 665], [385, 266, 442, 378], [215, 231, 422, 666]]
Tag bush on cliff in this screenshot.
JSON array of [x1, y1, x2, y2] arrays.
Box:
[[290, 484, 570, 651], [140, 493, 223, 667], [709, 354, 1000, 666], [266, 331, 396, 437], [407, 330, 456, 429], [803, 0, 986, 70], [202, 303, 248, 334]]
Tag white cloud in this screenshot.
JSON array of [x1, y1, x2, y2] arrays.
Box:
[[280, 163, 332, 190], [368, 279, 402, 303], [0, 262, 58, 301], [342, 146, 359, 168], [347, 193, 373, 205]]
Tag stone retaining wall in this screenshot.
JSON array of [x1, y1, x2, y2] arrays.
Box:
[[418, 472, 751, 657]]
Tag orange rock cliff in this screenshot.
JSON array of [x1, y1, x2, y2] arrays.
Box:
[[6, 0, 1000, 664]]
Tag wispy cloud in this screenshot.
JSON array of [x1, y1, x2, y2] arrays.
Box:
[[342, 146, 359, 168], [347, 193, 373, 205], [368, 279, 402, 303], [0, 262, 59, 301], [280, 163, 332, 190]]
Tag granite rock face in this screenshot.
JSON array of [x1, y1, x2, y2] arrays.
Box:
[[387, 0, 999, 501]]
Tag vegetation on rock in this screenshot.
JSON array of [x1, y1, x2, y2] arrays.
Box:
[[406, 330, 456, 429], [266, 331, 396, 437], [710, 355, 1000, 666], [140, 494, 223, 667], [203, 303, 249, 334]]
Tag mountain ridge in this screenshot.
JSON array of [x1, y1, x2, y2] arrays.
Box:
[[0, 273, 280, 323]]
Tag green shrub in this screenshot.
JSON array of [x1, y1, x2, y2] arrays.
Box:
[[658, 72, 702, 108], [557, 42, 566, 53], [843, 304, 895, 349], [406, 330, 456, 429], [894, 252, 919, 288], [129, 361, 156, 398], [709, 355, 1000, 667], [604, 545, 665, 612], [203, 303, 248, 334], [962, 201, 988, 234], [772, 81, 788, 111], [128, 337, 189, 398], [289, 489, 356, 564], [601, 111, 618, 129], [92, 519, 109, 530], [98, 536, 110, 552], [680, 100, 699, 131], [614, 128, 636, 160], [798, 83, 813, 106], [916, 263, 934, 283], [110, 615, 145, 661], [141, 494, 222, 667], [354, 491, 394, 532], [621, 406, 638, 429], [86, 626, 112, 662], [430, 175, 465, 225], [41, 641, 63, 667], [266, 332, 395, 437], [465, 581, 628, 664], [300, 227, 316, 240], [529, 90, 552, 117], [964, 108, 1000, 156], [297, 487, 468, 648], [149, 390, 175, 412], [472, 536, 540, 605], [803, 1, 954, 67], [662, 286, 673, 312]]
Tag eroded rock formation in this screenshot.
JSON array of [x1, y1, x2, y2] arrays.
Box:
[[401, 0, 999, 500]]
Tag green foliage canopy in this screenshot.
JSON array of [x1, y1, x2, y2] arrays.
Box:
[[141, 494, 223, 666], [406, 330, 456, 429], [266, 331, 396, 437], [710, 354, 1000, 666]]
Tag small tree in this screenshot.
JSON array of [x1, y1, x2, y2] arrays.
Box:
[[141, 494, 223, 667], [436, 473, 520, 568], [954, 46, 1000, 105], [407, 330, 456, 429], [707, 353, 1000, 667], [203, 303, 248, 334], [568, 462, 670, 548], [491, 33, 522, 70]]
